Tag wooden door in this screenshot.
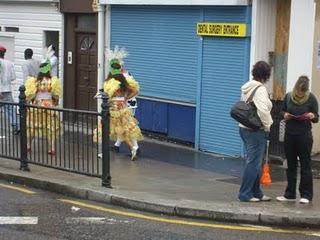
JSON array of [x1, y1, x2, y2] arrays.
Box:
[[76, 32, 97, 111]]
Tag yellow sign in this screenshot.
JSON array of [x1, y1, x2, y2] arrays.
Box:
[[197, 23, 247, 37]]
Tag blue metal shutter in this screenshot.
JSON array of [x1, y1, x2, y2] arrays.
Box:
[[111, 6, 200, 104], [199, 7, 251, 156]]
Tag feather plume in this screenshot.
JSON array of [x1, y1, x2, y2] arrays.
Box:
[[104, 78, 121, 98], [25, 77, 37, 100], [42, 45, 55, 63], [105, 46, 128, 65]]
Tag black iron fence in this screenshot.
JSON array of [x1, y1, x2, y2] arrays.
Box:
[[1, 86, 286, 185], [0, 101, 20, 160], [0, 86, 111, 188]]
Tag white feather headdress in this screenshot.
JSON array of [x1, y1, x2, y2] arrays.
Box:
[[42, 45, 55, 63], [105, 46, 128, 65]]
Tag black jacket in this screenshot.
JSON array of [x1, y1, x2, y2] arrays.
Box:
[[281, 92, 319, 135]]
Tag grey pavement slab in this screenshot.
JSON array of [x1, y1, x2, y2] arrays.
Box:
[[0, 138, 320, 228]]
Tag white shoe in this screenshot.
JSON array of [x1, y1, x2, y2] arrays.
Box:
[[131, 147, 138, 161], [276, 196, 296, 202], [299, 198, 310, 204], [248, 197, 261, 202], [260, 195, 271, 201], [98, 153, 103, 158]]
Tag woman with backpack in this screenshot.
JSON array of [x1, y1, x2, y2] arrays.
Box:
[[238, 61, 273, 202]]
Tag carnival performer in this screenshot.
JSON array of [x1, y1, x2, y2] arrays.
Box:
[[25, 61, 61, 155], [112, 69, 139, 153], [95, 47, 143, 161]]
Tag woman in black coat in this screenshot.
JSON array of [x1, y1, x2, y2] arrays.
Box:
[[277, 76, 319, 204]]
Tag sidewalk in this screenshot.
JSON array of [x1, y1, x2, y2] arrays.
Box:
[[1, 138, 320, 228]]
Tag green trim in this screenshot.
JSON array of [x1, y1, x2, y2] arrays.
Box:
[[39, 62, 51, 74], [109, 58, 122, 75], [110, 58, 120, 66], [110, 68, 121, 75]]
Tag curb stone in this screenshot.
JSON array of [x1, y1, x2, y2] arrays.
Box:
[[1, 171, 320, 228]]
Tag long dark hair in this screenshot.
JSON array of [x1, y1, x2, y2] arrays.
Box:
[[107, 62, 128, 90], [107, 73, 129, 90], [37, 63, 51, 81], [37, 72, 51, 81]]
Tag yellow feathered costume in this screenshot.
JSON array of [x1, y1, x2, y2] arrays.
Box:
[[94, 76, 143, 143], [25, 76, 62, 140]]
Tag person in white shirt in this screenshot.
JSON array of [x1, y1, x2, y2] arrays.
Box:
[[22, 48, 40, 82], [0, 46, 19, 134], [49, 46, 58, 77]]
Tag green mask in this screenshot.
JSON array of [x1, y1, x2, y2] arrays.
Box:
[[39, 62, 51, 74], [109, 58, 121, 75]]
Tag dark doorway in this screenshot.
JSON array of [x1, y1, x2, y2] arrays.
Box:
[[63, 13, 97, 111], [76, 32, 97, 111]]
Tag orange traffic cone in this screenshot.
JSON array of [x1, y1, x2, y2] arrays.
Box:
[[260, 140, 272, 186]]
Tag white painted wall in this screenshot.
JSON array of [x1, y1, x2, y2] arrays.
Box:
[[250, 0, 277, 95], [286, 0, 316, 92], [105, 5, 111, 76], [0, 2, 63, 102], [0, 35, 15, 61], [311, 1, 320, 154]]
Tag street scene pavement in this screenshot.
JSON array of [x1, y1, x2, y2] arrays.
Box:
[[0, 180, 319, 240], [1, 137, 320, 228]]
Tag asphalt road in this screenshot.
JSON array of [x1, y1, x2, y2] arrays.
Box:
[[0, 180, 319, 240]]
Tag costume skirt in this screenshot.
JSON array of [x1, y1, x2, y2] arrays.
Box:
[[93, 102, 143, 143], [27, 99, 60, 140]]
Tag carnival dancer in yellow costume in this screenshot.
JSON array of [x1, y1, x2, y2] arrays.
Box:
[[104, 47, 143, 161], [25, 61, 61, 155]]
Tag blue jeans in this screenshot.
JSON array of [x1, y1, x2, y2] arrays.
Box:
[[0, 92, 19, 130], [238, 127, 266, 201]]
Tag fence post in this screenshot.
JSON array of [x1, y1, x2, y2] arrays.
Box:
[[19, 85, 30, 171], [101, 92, 111, 188]]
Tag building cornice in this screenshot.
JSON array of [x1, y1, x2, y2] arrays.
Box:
[[99, 0, 249, 6]]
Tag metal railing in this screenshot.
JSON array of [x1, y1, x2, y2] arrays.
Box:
[[0, 86, 111, 188], [0, 102, 20, 160]]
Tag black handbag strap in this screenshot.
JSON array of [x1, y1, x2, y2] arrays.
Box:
[[246, 85, 262, 103]]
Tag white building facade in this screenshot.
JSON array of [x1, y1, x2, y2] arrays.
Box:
[[0, 0, 63, 101]]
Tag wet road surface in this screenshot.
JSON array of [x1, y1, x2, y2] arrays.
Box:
[[0, 180, 319, 240]]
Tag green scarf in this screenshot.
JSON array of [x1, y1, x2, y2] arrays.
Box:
[[291, 89, 310, 105]]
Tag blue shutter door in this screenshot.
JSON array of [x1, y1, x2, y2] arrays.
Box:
[[135, 99, 168, 133], [111, 6, 251, 156], [111, 6, 200, 104], [199, 7, 251, 156]]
